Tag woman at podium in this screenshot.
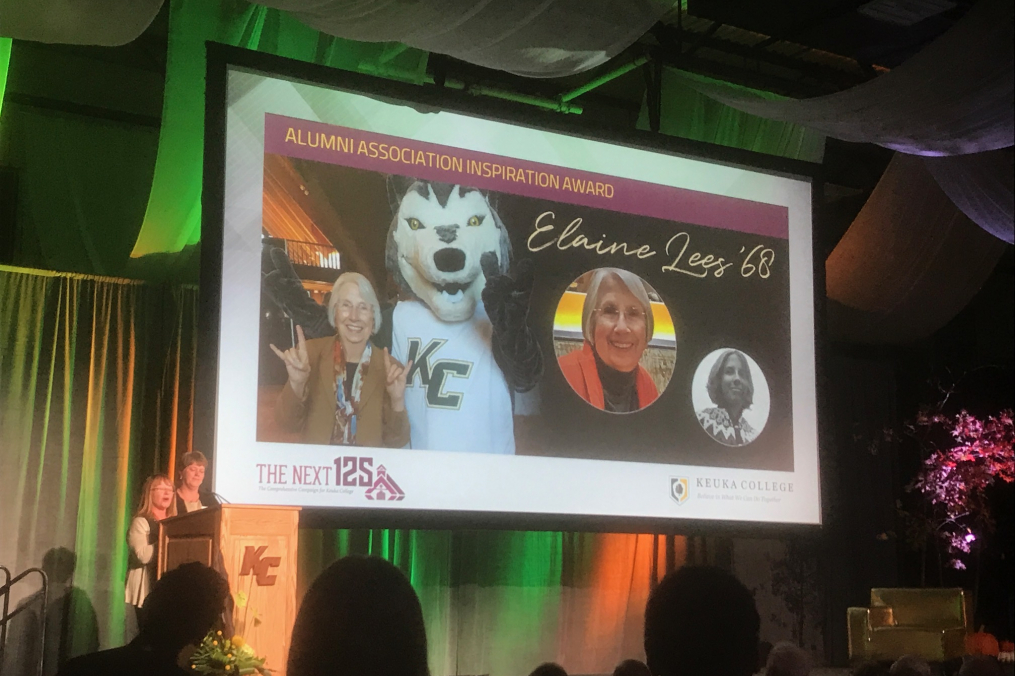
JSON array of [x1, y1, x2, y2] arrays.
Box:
[[271, 272, 412, 447], [125, 474, 175, 637], [174, 451, 220, 514]]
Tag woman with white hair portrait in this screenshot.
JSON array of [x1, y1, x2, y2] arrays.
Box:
[[271, 272, 412, 447], [696, 349, 759, 446], [557, 268, 660, 413]]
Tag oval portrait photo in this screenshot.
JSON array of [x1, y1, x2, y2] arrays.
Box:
[[691, 348, 771, 447], [553, 268, 677, 414]]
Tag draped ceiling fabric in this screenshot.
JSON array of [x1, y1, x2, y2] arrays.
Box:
[[0, 0, 162, 46], [4, 105, 160, 276], [924, 148, 1015, 245], [635, 68, 826, 163], [0, 0, 668, 76], [670, 0, 1014, 244], [130, 0, 433, 258], [672, 0, 1013, 157], [254, 0, 672, 78], [825, 154, 1007, 344]]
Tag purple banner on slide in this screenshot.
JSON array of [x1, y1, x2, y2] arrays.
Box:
[[263, 114, 789, 239]]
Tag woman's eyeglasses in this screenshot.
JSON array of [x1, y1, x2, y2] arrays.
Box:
[[595, 304, 647, 326]]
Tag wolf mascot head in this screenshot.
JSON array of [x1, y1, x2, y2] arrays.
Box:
[[386, 177, 512, 323]]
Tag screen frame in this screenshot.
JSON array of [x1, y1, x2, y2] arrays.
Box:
[[198, 42, 829, 536]]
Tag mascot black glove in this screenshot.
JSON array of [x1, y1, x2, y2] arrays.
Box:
[[481, 252, 543, 393], [261, 245, 331, 339]]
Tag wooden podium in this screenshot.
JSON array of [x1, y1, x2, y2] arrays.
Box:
[[158, 505, 300, 675]]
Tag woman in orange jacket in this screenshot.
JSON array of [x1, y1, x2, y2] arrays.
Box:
[[558, 268, 659, 413]]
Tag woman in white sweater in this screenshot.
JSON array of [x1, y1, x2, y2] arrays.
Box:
[[124, 474, 176, 638]]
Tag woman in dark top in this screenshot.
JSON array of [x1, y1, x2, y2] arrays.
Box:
[[174, 451, 219, 515]]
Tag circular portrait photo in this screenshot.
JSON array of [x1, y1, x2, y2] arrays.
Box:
[[553, 268, 677, 414], [691, 348, 771, 447]]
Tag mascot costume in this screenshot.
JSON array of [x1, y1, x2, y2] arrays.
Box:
[[261, 176, 542, 455], [384, 177, 542, 455]]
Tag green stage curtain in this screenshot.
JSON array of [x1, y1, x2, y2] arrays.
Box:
[[130, 0, 429, 259], [637, 68, 826, 164], [0, 266, 198, 669]]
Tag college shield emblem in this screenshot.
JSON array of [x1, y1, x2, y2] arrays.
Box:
[[670, 477, 689, 504]]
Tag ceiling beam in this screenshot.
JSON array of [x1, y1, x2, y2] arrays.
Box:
[[750, 0, 869, 51], [653, 49, 837, 98], [653, 22, 874, 93]]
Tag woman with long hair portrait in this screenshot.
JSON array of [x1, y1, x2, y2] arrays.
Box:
[[124, 474, 176, 638]]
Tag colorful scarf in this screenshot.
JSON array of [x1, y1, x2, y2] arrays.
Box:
[[332, 341, 371, 445]]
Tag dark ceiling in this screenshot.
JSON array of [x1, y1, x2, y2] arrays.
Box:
[[684, 0, 973, 68]]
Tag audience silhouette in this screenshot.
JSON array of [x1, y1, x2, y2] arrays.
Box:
[[33, 552, 1001, 676], [890, 655, 932, 676], [55, 562, 228, 676], [527, 662, 568, 676], [766, 641, 812, 676], [852, 663, 891, 676], [613, 658, 652, 676], [958, 656, 1005, 676], [287, 555, 429, 676], [644, 566, 760, 676]]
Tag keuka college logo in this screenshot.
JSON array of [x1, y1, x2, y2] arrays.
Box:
[[365, 465, 405, 501], [670, 477, 690, 505]]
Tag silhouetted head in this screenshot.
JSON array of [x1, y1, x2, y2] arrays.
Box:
[[644, 566, 760, 676], [958, 657, 1004, 676], [891, 655, 932, 676], [528, 663, 568, 676], [613, 658, 652, 676], [288, 555, 429, 676], [41, 547, 77, 585], [139, 562, 228, 651], [766, 642, 811, 676], [852, 662, 891, 676]]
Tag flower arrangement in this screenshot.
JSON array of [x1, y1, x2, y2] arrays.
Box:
[[189, 630, 270, 675]]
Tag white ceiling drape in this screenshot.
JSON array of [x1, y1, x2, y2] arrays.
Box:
[[0, 0, 163, 45], [671, 0, 1013, 157], [253, 0, 672, 78], [0, 0, 672, 77]]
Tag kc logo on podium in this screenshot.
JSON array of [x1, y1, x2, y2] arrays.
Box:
[[240, 545, 281, 586], [670, 477, 690, 505]]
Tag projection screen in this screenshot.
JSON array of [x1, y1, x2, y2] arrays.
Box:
[[205, 51, 822, 529]]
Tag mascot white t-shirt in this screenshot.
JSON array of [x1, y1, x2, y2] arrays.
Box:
[[392, 299, 514, 455]]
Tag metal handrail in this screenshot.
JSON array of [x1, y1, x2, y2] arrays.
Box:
[[0, 565, 48, 676], [284, 239, 340, 270]]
